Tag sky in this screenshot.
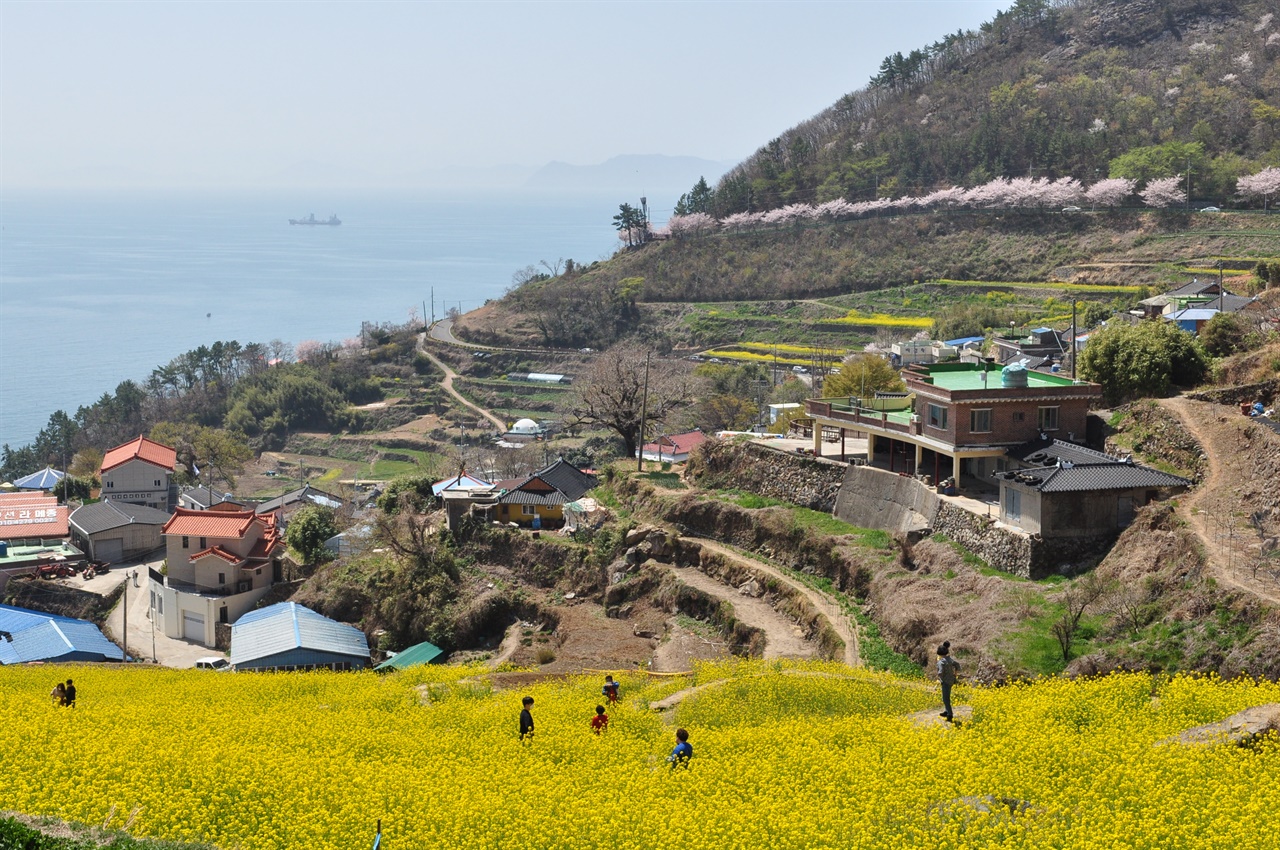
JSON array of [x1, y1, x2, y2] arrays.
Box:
[[1, 0, 1012, 190]]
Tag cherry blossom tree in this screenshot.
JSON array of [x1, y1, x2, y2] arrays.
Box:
[[1084, 178, 1137, 208], [667, 213, 717, 238], [1237, 166, 1280, 211], [1140, 176, 1187, 209]]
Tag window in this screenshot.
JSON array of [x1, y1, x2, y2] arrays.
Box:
[[200, 537, 207, 549], [157, 596, 163, 615], [1038, 406, 1060, 431], [106, 481, 114, 488], [521, 505, 537, 516], [218, 572, 225, 585], [1012, 411, 1026, 422], [182, 535, 189, 549], [970, 409, 992, 433], [927, 404, 948, 429], [154, 479, 161, 487]]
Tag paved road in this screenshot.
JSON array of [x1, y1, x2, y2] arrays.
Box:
[[77, 556, 222, 667]]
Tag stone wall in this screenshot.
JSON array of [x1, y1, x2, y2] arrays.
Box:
[[685, 440, 846, 511]]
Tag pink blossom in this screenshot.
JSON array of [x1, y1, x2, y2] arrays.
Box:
[[1237, 166, 1280, 209], [1084, 178, 1136, 207], [1140, 176, 1187, 208]]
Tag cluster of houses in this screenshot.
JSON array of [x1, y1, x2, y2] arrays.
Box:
[[0, 431, 605, 666]]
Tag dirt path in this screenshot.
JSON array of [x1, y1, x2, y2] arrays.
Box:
[[690, 538, 862, 667], [668, 563, 818, 660], [1159, 396, 1280, 606], [487, 621, 525, 669], [415, 342, 507, 432]]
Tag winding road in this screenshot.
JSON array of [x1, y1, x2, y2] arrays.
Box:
[[415, 343, 507, 432]]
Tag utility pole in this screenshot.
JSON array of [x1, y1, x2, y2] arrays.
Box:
[[1070, 300, 1077, 381], [122, 577, 128, 663], [636, 351, 651, 472], [1186, 158, 1192, 212], [431, 288, 435, 324]]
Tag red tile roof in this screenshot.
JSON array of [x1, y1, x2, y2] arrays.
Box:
[[162, 507, 257, 539], [190, 546, 242, 565], [101, 436, 177, 473], [0, 492, 68, 539], [642, 429, 707, 456]]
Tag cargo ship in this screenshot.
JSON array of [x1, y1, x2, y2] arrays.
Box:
[[289, 213, 341, 226]]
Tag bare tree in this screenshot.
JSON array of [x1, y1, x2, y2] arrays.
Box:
[[562, 343, 694, 460], [1051, 572, 1111, 662]]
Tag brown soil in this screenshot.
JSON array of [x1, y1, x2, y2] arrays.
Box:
[[1158, 396, 1280, 606]]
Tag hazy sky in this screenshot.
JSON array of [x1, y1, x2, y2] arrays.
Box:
[[2, 0, 1011, 190]]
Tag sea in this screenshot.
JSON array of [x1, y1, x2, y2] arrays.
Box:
[[0, 189, 625, 449]]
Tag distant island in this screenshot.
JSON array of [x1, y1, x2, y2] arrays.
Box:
[[289, 213, 341, 226]]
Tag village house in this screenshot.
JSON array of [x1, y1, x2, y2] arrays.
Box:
[[230, 601, 369, 672], [490, 458, 596, 528], [151, 507, 282, 647], [69, 500, 170, 563], [99, 436, 177, 512], [806, 361, 1102, 492], [997, 438, 1191, 536], [253, 484, 344, 524], [638, 429, 707, 463], [178, 485, 246, 512]]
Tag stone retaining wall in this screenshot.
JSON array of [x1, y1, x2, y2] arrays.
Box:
[[685, 440, 846, 511]]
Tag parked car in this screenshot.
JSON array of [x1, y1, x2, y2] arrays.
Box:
[[195, 657, 232, 671], [1062, 206, 1082, 213], [1199, 206, 1222, 212]]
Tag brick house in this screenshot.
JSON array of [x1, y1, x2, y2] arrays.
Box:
[[805, 362, 1102, 492]]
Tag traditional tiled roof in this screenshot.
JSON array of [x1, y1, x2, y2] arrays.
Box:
[[0, 492, 68, 539], [163, 507, 258, 539], [190, 545, 243, 565], [101, 436, 177, 473], [69, 500, 171, 536], [1008, 438, 1119, 466], [254, 485, 343, 515], [495, 459, 596, 508], [1000, 463, 1191, 493]]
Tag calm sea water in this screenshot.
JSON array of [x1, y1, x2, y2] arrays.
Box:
[[0, 189, 623, 448]]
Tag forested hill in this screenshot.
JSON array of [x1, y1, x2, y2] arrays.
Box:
[[471, 0, 1280, 350], [713, 0, 1279, 213]]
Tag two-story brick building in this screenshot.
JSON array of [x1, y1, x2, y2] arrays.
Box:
[[99, 436, 177, 512], [805, 362, 1103, 492], [151, 507, 282, 646]]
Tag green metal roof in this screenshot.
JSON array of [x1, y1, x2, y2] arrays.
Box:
[[924, 366, 1073, 391], [374, 640, 445, 671]]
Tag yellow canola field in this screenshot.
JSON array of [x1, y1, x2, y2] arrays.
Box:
[[2, 661, 1278, 849]]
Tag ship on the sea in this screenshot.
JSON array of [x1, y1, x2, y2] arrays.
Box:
[[289, 213, 341, 226]]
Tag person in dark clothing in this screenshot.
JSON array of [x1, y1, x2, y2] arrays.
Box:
[[63, 679, 77, 708], [936, 641, 960, 721], [602, 675, 619, 705], [667, 728, 693, 768], [519, 696, 535, 741]]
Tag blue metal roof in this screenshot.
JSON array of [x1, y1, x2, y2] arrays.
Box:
[[1164, 309, 1219, 321], [944, 336, 985, 347], [13, 467, 65, 490], [0, 603, 124, 664], [230, 602, 369, 667]]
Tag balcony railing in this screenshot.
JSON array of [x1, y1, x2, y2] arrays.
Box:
[[162, 577, 254, 597], [806, 400, 915, 435]]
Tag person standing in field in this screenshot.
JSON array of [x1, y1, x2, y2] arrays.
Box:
[[519, 696, 535, 742], [63, 679, 77, 709], [602, 675, 619, 705], [590, 705, 609, 735], [937, 641, 960, 722], [51, 682, 65, 706], [667, 728, 693, 768]]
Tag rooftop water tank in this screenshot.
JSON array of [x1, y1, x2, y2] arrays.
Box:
[[1001, 362, 1029, 388]]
